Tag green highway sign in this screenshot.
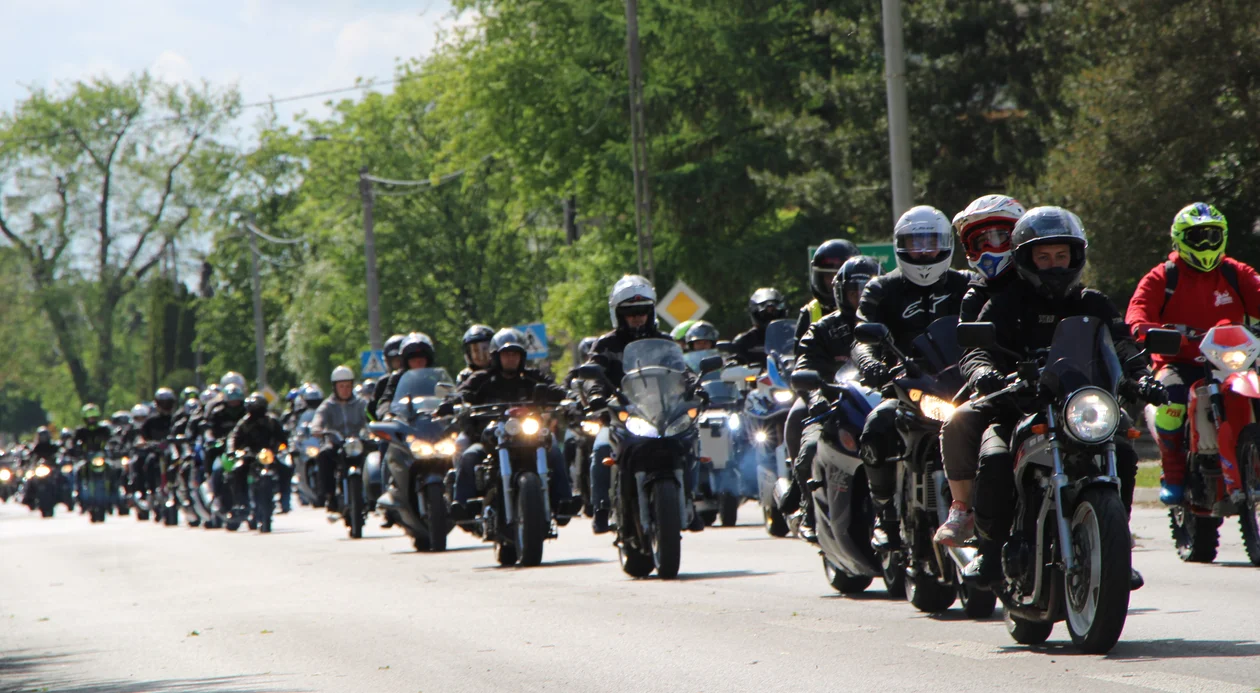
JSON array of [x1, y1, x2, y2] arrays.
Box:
[[808, 243, 895, 272]]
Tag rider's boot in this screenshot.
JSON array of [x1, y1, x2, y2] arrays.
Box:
[[870, 499, 901, 551], [962, 538, 1002, 589]]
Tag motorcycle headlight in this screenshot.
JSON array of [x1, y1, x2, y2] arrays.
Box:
[[664, 414, 694, 437], [0, 468, 11, 481], [727, 413, 741, 431], [434, 438, 457, 457], [580, 420, 602, 437], [754, 430, 769, 444], [305, 446, 320, 458], [919, 394, 956, 423], [626, 416, 660, 438], [343, 438, 364, 457], [91, 457, 106, 468], [521, 417, 541, 436], [409, 438, 435, 457], [35, 465, 50, 478], [1064, 387, 1120, 444], [773, 389, 794, 404], [504, 418, 522, 436], [1213, 349, 1250, 372], [258, 449, 275, 465], [60, 464, 73, 474], [121, 456, 131, 467]]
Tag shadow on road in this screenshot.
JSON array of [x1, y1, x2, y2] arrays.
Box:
[[1103, 638, 1260, 660], [0, 650, 308, 693], [538, 557, 613, 568], [676, 569, 777, 581], [390, 544, 492, 555]]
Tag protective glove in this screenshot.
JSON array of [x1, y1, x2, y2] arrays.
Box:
[[808, 398, 832, 418], [587, 396, 608, 412], [435, 400, 457, 416], [1134, 375, 1168, 406], [860, 362, 891, 388], [972, 369, 1006, 396]]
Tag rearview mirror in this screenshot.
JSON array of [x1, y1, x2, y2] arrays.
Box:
[[699, 355, 724, 374], [956, 322, 997, 349], [853, 323, 890, 345], [1144, 328, 1183, 357], [790, 369, 824, 391]]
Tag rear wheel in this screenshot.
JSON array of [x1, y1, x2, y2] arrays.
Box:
[[425, 484, 448, 553], [907, 568, 956, 613], [136, 509, 150, 521], [347, 475, 364, 539], [1170, 508, 1221, 563], [823, 557, 872, 594], [1006, 609, 1053, 645], [651, 481, 682, 579], [958, 570, 998, 619], [164, 504, 178, 526], [719, 493, 740, 527], [699, 510, 718, 526], [619, 543, 655, 578], [1064, 488, 1131, 654], [1235, 425, 1260, 566], [516, 473, 547, 566]]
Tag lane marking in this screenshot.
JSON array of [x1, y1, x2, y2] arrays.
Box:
[[766, 618, 866, 634], [907, 640, 1033, 661], [1087, 672, 1257, 693]]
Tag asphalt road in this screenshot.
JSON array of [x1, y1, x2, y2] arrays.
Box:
[[2, 499, 1258, 693]]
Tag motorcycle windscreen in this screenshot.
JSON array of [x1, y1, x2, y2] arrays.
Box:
[[622, 339, 690, 429], [764, 319, 797, 358], [623, 338, 689, 373], [909, 316, 965, 395], [391, 368, 456, 416], [684, 348, 721, 374], [701, 379, 741, 407], [1040, 316, 1123, 397]]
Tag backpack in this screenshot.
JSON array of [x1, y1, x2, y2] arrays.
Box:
[[1160, 259, 1242, 316]]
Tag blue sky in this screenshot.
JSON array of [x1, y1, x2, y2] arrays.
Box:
[[0, 0, 460, 130]]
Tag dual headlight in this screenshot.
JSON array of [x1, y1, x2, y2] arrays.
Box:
[[409, 436, 457, 458], [1064, 387, 1120, 444], [504, 417, 542, 437], [626, 411, 697, 439]]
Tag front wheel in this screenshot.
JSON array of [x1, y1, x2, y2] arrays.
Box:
[[719, 493, 740, 527], [1006, 610, 1053, 645], [1064, 488, 1131, 654], [346, 475, 364, 539], [1169, 507, 1220, 563], [255, 477, 273, 534], [763, 503, 788, 537], [957, 566, 997, 619], [1235, 424, 1260, 566], [907, 569, 956, 613], [516, 473, 547, 567], [824, 557, 872, 594], [495, 540, 518, 567], [425, 484, 448, 553], [651, 481, 682, 579]]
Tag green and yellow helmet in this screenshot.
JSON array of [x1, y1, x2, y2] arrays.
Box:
[[80, 403, 101, 421], [670, 319, 697, 343], [1171, 202, 1228, 272]]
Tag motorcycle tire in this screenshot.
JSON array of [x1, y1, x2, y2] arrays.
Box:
[[256, 477, 273, 534], [957, 567, 997, 619], [651, 481, 682, 579], [1064, 488, 1130, 654], [516, 472, 547, 567], [700, 510, 718, 527], [763, 503, 788, 538], [823, 557, 871, 594], [347, 475, 364, 540], [39, 495, 55, 518], [425, 484, 447, 552], [619, 542, 655, 578], [907, 569, 956, 613], [881, 552, 907, 600], [495, 540, 518, 567], [1005, 609, 1053, 645], [719, 493, 740, 527], [118, 504, 130, 516], [136, 509, 150, 521], [1234, 424, 1260, 566], [164, 505, 178, 526], [226, 520, 242, 532]]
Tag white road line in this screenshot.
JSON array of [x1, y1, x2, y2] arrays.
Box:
[[766, 618, 866, 634], [1087, 672, 1257, 693], [907, 640, 1033, 661]]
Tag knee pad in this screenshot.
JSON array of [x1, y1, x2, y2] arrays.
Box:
[[1153, 403, 1187, 436]]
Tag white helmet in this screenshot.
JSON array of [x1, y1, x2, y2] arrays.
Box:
[[608, 274, 656, 332], [952, 195, 1025, 281], [220, 371, 246, 389], [893, 205, 954, 287], [130, 403, 151, 421], [331, 365, 355, 383]]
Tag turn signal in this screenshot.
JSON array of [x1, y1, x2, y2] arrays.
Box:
[[1031, 424, 1049, 435], [602, 456, 616, 467], [1125, 428, 1142, 440], [618, 411, 629, 422]]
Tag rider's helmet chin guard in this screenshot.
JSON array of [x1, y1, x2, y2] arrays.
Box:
[[1171, 202, 1228, 272]]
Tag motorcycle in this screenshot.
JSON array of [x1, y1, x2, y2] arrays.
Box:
[[54, 451, 76, 511], [1149, 323, 1260, 566], [230, 445, 280, 533], [578, 339, 720, 579], [564, 376, 606, 518], [755, 319, 801, 536], [691, 362, 743, 528], [325, 431, 369, 539], [958, 318, 1180, 653], [456, 401, 566, 567], [129, 440, 166, 521], [23, 457, 59, 517], [0, 458, 16, 502], [370, 367, 459, 551], [289, 413, 324, 508], [154, 439, 182, 526], [78, 453, 114, 523], [169, 436, 202, 527]]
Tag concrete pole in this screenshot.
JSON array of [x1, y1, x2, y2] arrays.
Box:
[[247, 227, 267, 390], [624, 0, 655, 283], [359, 167, 384, 352], [882, 0, 914, 223]]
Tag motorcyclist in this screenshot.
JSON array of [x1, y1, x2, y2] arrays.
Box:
[[935, 194, 1027, 545], [221, 371, 247, 391], [683, 321, 719, 353], [181, 386, 200, 403], [368, 333, 408, 418], [199, 384, 248, 478], [958, 206, 1165, 590], [72, 404, 111, 456], [30, 426, 58, 462], [730, 288, 788, 368], [584, 274, 670, 533], [783, 255, 883, 541], [139, 388, 177, 442], [374, 333, 436, 420], [853, 205, 974, 550], [360, 378, 377, 405], [671, 319, 697, 348], [312, 366, 369, 511], [226, 392, 288, 501], [457, 324, 495, 385], [450, 328, 582, 520], [1126, 202, 1260, 505]]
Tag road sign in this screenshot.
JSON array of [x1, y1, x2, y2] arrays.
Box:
[[658, 280, 711, 327], [808, 243, 895, 272], [261, 386, 279, 405], [514, 323, 550, 361], [360, 350, 387, 378]]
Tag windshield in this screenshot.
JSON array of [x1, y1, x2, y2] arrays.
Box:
[[622, 339, 689, 426], [623, 339, 688, 372], [701, 379, 741, 406], [683, 348, 721, 373], [765, 319, 797, 358], [1041, 316, 1122, 396], [909, 316, 965, 396], [391, 368, 455, 413]]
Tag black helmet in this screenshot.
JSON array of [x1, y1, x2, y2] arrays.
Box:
[[748, 288, 787, 329], [811, 239, 860, 307], [60, 428, 73, 441], [361, 378, 378, 398], [223, 384, 246, 404], [683, 321, 719, 350], [577, 336, 598, 363], [244, 392, 268, 415], [834, 255, 883, 313], [154, 387, 177, 413], [462, 324, 494, 367], [383, 334, 406, 360], [490, 328, 528, 373], [399, 332, 436, 367], [1011, 206, 1088, 299], [36, 426, 50, 444]]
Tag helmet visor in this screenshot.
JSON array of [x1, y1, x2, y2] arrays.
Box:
[[963, 225, 1011, 258], [618, 304, 654, 318], [1183, 225, 1224, 250], [896, 232, 952, 265]]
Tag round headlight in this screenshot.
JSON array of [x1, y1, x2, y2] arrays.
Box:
[[754, 430, 769, 444], [343, 438, 364, 457], [305, 446, 320, 458], [92, 457, 106, 467], [727, 413, 741, 431], [258, 449, 275, 465], [521, 417, 541, 436], [1064, 387, 1120, 443], [625, 416, 659, 438], [773, 389, 795, 403], [504, 419, 522, 436], [580, 420, 602, 437], [121, 456, 131, 467], [0, 468, 12, 481], [60, 464, 73, 474], [35, 465, 51, 478]]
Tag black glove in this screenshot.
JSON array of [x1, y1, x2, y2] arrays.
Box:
[[587, 396, 608, 412], [808, 398, 832, 418], [435, 400, 457, 416], [972, 369, 1006, 396], [860, 362, 891, 388], [1134, 375, 1167, 405]]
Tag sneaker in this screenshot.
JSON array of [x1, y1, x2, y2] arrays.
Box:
[[933, 501, 974, 547], [1159, 482, 1184, 506]]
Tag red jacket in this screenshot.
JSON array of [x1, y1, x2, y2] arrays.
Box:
[[1126, 252, 1260, 367]]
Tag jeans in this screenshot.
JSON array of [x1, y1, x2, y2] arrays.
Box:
[[455, 442, 572, 506]]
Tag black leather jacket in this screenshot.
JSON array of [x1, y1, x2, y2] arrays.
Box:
[[585, 326, 668, 395], [851, 268, 974, 373], [796, 310, 858, 406]]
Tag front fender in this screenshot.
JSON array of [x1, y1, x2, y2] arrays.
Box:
[[1226, 370, 1260, 399]]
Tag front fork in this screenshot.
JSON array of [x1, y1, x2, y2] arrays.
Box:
[[496, 447, 553, 526]]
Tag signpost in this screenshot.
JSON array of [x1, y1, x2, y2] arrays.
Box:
[[808, 243, 895, 272], [657, 280, 711, 327], [515, 323, 550, 361], [360, 349, 388, 378]]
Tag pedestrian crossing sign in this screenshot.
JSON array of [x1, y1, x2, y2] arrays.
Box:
[[658, 280, 710, 327], [361, 350, 388, 378], [514, 323, 550, 361]]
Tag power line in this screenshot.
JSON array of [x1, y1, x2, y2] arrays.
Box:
[[244, 221, 302, 245]]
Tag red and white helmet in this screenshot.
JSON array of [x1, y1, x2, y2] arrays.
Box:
[[952, 195, 1025, 280]]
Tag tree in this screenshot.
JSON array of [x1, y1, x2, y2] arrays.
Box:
[[0, 73, 240, 406]]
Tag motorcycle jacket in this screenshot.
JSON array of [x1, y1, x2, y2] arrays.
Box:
[[959, 269, 1017, 323], [795, 310, 858, 406], [72, 424, 111, 454], [369, 368, 404, 420], [730, 325, 769, 368], [456, 366, 486, 386], [852, 267, 974, 373], [312, 396, 368, 439], [1126, 251, 1260, 368], [585, 325, 668, 395], [201, 402, 246, 440], [139, 412, 174, 443], [30, 441, 59, 462], [962, 279, 1148, 383], [227, 413, 287, 454], [458, 367, 568, 406]]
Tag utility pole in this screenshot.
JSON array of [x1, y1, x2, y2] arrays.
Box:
[[246, 225, 267, 390], [359, 167, 384, 353], [624, 0, 655, 283], [882, 0, 913, 223]]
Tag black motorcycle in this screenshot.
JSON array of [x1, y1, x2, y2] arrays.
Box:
[[238, 446, 280, 533], [23, 457, 59, 517], [325, 431, 369, 539], [370, 368, 459, 552], [78, 453, 113, 523], [957, 318, 1180, 652], [579, 338, 720, 579]]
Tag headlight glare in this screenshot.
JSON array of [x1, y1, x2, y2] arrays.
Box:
[[754, 430, 769, 444], [1221, 349, 1249, 371], [60, 464, 73, 474], [35, 465, 50, 478], [727, 413, 741, 431], [434, 438, 457, 456], [625, 416, 659, 438], [580, 420, 602, 436], [410, 440, 434, 457], [305, 446, 319, 458], [1064, 388, 1120, 443], [258, 449, 275, 465], [919, 394, 956, 422], [0, 468, 12, 481], [773, 389, 794, 403], [521, 417, 541, 436]]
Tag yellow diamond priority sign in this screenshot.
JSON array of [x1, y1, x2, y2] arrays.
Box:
[[658, 280, 711, 327]]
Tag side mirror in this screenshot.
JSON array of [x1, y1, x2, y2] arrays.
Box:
[[576, 364, 605, 381], [699, 355, 724, 374], [434, 382, 456, 398], [716, 340, 734, 354], [1144, 328, 1183, 357], [790, 369, 824, 391], [957, 322, 997, 349], [853, 323, 890, 346]]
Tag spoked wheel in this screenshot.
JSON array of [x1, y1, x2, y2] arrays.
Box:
[[1005, 609, 1053, 645], [1064, 489, 1130, 654], [1235, 425, 1260, 566], [651, 481, 682, 579], [1169, 507, 1220, 563], [823, 557, 872, 594], [347, 475, 364, 539]]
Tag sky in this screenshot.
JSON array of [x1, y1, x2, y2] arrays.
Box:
[[0, 0, 462, 134]]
